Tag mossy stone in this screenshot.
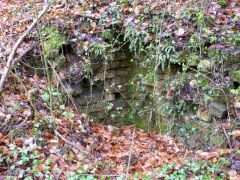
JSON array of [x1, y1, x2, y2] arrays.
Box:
[[197, 59, 213, 72], [43, 26, 66, 59], [229, 70, 240, 83], [209, 132, 227, 148], [208, 101, 227, 118], [187, 54, 200, 66]]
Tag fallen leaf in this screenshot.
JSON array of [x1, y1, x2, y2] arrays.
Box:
[[176, 27, 185, 37], [232, 130, 240, 138]]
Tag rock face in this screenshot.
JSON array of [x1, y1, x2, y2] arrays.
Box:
[[54, 38, 237, 149]]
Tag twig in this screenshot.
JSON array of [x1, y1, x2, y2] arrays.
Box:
[[54, 130, 89, 154], [222, 125, 232, 149], [0, 124, 25, 142], [12, 44, 35, 66], [125, 128, 135, 180], [47, 60, 80, 113], [0, 2, 50, 93], [0, 58, 37, 113]]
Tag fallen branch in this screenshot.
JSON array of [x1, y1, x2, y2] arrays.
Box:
[[222, 125, 232, 149], [0, 2, 50, 93], [54, 130, 90, 154]]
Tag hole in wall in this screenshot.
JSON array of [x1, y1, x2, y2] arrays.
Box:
[[233, 82, 239, 89], [114, 92, 121, 100], [59, 44, 74, 55]]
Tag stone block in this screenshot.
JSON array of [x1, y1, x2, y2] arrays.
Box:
[[113, 99, 130, 109], [110, 76, 121, 84], [197, 59, 213, 72], [90, 111, 106, 119], [106, 85, 128, 93], [187, 54, 200, 66], [109, 76, 129, 85], [60, 82, 83, 97], [111, 51, 129, 61], [229, 70, 240, 83], [114, 68, 131, 76], [107, 60, 132, 69], [77, 92, 103, 105], [96, 70, 115, 80], [196, 108, 210, 121], [208, 101, 227, 118], [105, 93, 115, 102], [141, 78, 164, 88], [84, 102, 107, 113]]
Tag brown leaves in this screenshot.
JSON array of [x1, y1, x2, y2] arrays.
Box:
[[175, 28, 185, 37], [90, 124, 187, 174], [232, 130, 240, 138], [196, 148, 233, 161]]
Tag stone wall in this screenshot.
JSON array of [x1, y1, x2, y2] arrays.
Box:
[[74, 49, 135, 125]]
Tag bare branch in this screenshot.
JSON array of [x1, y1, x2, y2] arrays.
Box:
[[0, 2, 50, 93]]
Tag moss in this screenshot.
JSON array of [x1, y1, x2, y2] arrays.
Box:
[[209, 132, 227, 148], [229, 70, 240, 82], [41, 26, 69, 71], [43, 26, 66, 66], [101, 29, 115, 42], [200, 16, 214, 28], [186, 54, 200, 66]]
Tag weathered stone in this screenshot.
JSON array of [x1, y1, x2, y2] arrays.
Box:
[[110, 76, 121, 84], [77, 92, 103, 105], [158, 65, 181, 75], [84, 102, 107, 113], [109, 76, 129, 85], [208, 101, 227, 118], [197, 59, 213, 72], [91, 111, 107, 119], [223, 61, 234, 72], [96, 70, 115, 80], [111, 51, 129, 61], [107, 60, 132, 69], [231, 49, 240, 62], [43, 26, 66, 59], [60, 83, 82, 97], [196, 108, 210, 121], [187, 54, 200, 66], [229, 70, 240, 82], [112, 99, 130, 108], [105, 93, 115, 102], [114, 68, 131, 76]]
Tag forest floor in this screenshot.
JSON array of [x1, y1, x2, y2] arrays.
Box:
[[0, 0, 240, 179]]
